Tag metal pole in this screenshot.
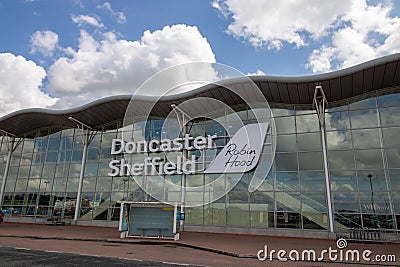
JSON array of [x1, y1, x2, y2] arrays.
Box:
[[313, 85, 334, 233], [180, 116, 187, 230], [0, 137, 14, 208], [320, 117, 334, 233], [74, 129, 89, 222]]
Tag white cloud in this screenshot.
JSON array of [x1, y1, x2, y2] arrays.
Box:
[[214, 0, 400, 73], [47, 24, 216, 109], [308, 1, 400, 72], [247, 69, 265, 76], [212, 0, 348, 50], [0, 53, 58, 116], [97, 2, 127, 24], [30, 30, 59, 56], [71, 14, 104, 28]]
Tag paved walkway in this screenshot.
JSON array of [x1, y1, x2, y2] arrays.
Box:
[[0, 222, 399, 266]]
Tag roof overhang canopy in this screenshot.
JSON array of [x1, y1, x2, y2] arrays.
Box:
[[1, 53, 400, 137]]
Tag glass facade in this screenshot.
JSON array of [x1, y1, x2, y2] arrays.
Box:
[[1, 87, 400, 234]]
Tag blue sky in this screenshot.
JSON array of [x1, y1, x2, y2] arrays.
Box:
[[0, 0, 400, 116]]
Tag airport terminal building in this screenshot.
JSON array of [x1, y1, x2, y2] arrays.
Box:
[[1, 55, 400, 239]]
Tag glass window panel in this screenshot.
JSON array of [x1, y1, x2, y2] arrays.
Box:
[[379, 107, 400, 127], [297, 133, 321, 151], [45, 151, 58, 163], [295, 114, 319, 133], [298, 152, 323, 171], [275, 172, 299, 191], [95, 176, 112, 192], [276, 212, 301, 228], [325, 111, 350, 131], [82, 177, 96, 192], [8, 166, 19, 179], [274, 116, 296, 134], [66, 178, 79, 192], [20, 153, 33, 165], [17, 165, 31, 178], [326, 130, 352, 150], [275, 153, 297, 171], [272, 108, 295, 117], [382, 128, 400, 147], [27, 179, 40, 192], [42, 165, 56, 178], [378, 93, 400, 107], [22, 140, 35, 154], [85, 162, 98, 177], [354, 149, 384, 169], [15, 179, 28, 192], [349, 96, 377, 110], [389, 169, 400, 191], [335, 213, 362, 228], [10, 154, 21, 166], [87, 149, 100, 161], [352, 129, 381, 149], [300, 171, 325, 191], [333, 192, 360, 213], [360, 192, 391, 214], [227, 211, 249, 227], [250, 211, 274, 228], [47, 138, 60, 151], [301, 193, 327, 212], [71, 150, 83, 162], [357, 170, 388, 191], [68, 164, 81, 178], [349, 109, 379, 129], [53, 178, 68, 192], [295, 108, 315, 115], [302, 212, 326, 230], [386, 148, 400, 168], [250, 192, 274, 211], [276, 134, 297, 152], [185, 207, 203, 225], [362, 214, 394, 229], [275, 192, 300, 212], [330, 171, 357, 191], [393, 193, 400, 213], [227, 191, 249, 209], [32, 153, 45, 165], [55, 164, 69, 178], [60, 136, 73, 150]]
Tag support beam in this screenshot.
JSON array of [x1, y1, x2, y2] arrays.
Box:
[[0, 137, 14, 208], [171, 104, 192, 230], [313, 85, 335, 233], [68, 117, 95, 222], [0, 135, 22, 208]]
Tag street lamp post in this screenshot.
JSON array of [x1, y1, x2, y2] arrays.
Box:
[[368, 174, 376, 214]]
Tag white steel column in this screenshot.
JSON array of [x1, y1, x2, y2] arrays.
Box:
[[313, 85, 334, 233], [0, 135, 15, 208], [171, 104, 192, 230], [68, 117, 94, 222], [74, 128, 89, 222]]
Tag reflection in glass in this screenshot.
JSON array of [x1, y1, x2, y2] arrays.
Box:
[[349, 109, 379, 129], [348, 96, 377, 110], [325, 111, 350, 131], [352, 129, 381, 149], [380, 107, 400, 127], [354, 149, 384, 169], [328, 150, 355, 170], [333, 192, 360, 213]]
